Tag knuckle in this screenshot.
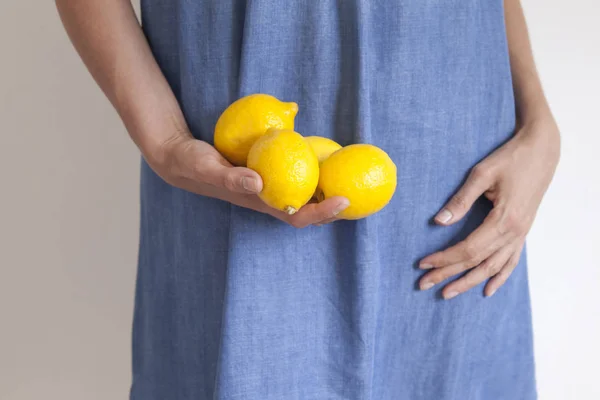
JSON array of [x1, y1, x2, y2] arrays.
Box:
[[450, 193, 469, 210], [487, 208, 507, 235], [503, 209, 528, 236], [481, 260, 501, 276], [462, 242, 480, 261], [319, 210, 333, 221], [508, 254, 521, 270], [222, 173, 237, 191], [470, 164, 492, 182], [495, 218, 509, 236], [195, 159, 212, 180]]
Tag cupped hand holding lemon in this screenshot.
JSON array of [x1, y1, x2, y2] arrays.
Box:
[[136, 92, 347, 228], [213, 93, 397, 225], [149, 93, 395, 227], [147, 133, 348, 229]]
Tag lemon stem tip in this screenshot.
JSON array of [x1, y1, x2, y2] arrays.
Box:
[[284, 206, 298, 215]]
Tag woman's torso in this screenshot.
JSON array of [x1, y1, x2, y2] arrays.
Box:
[[132, 1, 536, 399]]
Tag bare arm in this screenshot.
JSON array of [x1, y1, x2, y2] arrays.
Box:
[[419, 0, 560, 298], [55, 0, 347, 228], [504, 0, 554, 125], [56, 0, 184, 165]]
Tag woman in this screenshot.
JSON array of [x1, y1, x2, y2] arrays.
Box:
[[56, 0, 560, 399]]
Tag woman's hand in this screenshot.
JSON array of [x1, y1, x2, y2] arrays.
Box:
[[150, 133, 349, 228], [418, 117, 560, 298], [56, 0, 348, 228]]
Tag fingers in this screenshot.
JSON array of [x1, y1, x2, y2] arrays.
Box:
[[434, 163, 493, 225], [207, 165, 264, 194], [420, 208, 514, 270], [224, 167, 263, 194], [175, 140, 263, 195], [283, 197, 349, 228], [419, 262, 471, 291], [419, 240, 524, 300], [439, 244, 514, 299], [484, 242, 524, 297]]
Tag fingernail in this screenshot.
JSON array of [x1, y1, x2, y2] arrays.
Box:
[[487, 288, 497, 297], [242, 177, 259, 193], [444, 291, 459, 300], [420, 281, 434, 290], [435, 209, 453, 224], [333, 199, 350, 216], [419, 263, 434, 269]]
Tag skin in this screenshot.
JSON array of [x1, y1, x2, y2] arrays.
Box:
[[55, 0, 349, 229], [418, 0, 561, 298], [56, 0, 559, 297]]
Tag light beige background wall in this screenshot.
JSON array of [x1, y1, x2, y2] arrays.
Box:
[[0, 1, 140, 399], [0, 1, 598, 399]]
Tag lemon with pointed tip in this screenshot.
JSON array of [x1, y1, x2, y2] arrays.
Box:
[[247, 129, 319, 215], [318, 144, 397, 220], [214, 94, 298, 166], [305, 136, 342, 164]]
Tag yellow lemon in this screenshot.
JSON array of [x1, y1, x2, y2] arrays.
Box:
[[319, 144, 397, 220], [304, 136, 342, 200], [214, 94, 298, 166], [305, 136, 342, 164], [247, 129, 319, 215]]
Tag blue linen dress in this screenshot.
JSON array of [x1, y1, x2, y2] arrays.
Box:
[[131, 1, 537, 399]]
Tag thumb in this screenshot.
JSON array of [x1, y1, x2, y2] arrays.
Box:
[[219, 166, 263, 194], [435, 164, 492, 225]]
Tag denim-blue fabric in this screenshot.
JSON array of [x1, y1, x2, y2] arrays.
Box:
[[131, 1, 536, 399]]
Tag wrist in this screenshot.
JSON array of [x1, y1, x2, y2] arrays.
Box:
[[515, 112, 561, 166], [517, 108, 558, 138], [130, 110, 193, 170], [112, 77, 193, 170], [145, 127, 193, 170]]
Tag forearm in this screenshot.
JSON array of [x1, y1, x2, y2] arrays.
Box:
[[55, 0, 189, 165], [504, 0, 553, 126]]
